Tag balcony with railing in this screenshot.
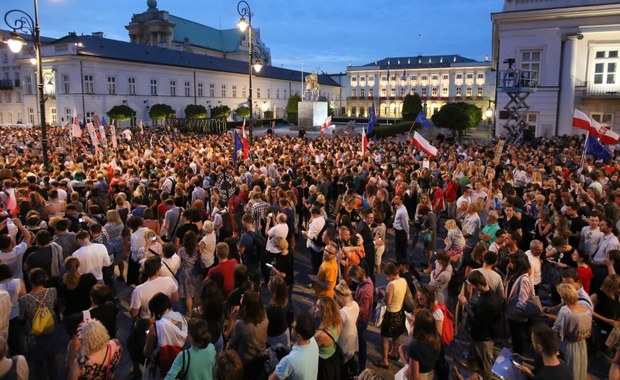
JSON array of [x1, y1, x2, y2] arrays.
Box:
[[0, 80, 20, 90], [583, 83, 620, 98]]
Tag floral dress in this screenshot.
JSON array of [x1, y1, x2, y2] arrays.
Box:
[[177, 247, 201, 299], [76, 339, 122, 380]]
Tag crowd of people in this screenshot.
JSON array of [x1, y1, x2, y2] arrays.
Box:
[[0, 123, 618, 380]]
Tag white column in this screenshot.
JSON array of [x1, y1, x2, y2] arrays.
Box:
[[557, 33, 583, 136]]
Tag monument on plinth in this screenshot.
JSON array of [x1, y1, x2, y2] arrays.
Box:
[[298, 71, 327, 131]]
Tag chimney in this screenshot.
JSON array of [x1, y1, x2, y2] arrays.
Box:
[[91, 32, 104, 38]]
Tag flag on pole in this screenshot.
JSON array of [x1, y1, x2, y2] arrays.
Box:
[[572, 108, 592, 132], [138, 120, 144, 135], [586, 136, 613, 160], [592, 118, 620, 145], [401, 69, 407, 81], [321, 116, 332, 135], [415, 112, 432, 128], [87, 123, 99, 148], [233, 131, 243, 164], [412, 131, 438, 157], [4, 188, 17, 215], [241, 118, 246, 136], [362, 128, 368, 156], [308, 142, 315, 154], [240, 120, 249, 159], [72, 107, 79, 126], [110, 122, 118, 148], [367, 103, 377, 136], [108, 158, 118, 179]]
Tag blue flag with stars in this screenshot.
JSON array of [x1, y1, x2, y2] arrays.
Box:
[[586, 136, 613, 161], [233, 131, 243, 164], [415, 111, 431, 128], [367, 103, 377, 136]]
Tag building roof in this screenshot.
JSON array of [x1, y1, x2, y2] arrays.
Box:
[[359, 55, 485, 70], [168, 15, 242, 53], [50, 34, 340, 87]]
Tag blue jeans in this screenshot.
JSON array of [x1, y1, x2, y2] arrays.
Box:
[[357, 321, 368, 374]]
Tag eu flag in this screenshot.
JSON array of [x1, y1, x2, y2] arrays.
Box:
[[415, 112, 431, 128], [233, 131, 243, 164], [367, 103, 376, 136], [586, 136, 613, 161]]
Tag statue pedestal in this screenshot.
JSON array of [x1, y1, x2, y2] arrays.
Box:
[[298, 101, 327, 130]]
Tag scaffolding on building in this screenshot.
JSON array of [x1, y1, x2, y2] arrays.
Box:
[[498, 59, 537, 145]]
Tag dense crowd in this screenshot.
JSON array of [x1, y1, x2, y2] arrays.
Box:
[[0, 123, 619, 380]]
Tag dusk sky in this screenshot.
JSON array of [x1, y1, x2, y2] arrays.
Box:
[[1, 0, 502, 73]]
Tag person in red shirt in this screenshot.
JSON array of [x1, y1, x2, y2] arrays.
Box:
[[443, 173, 459, 219], [206, 242, 238, 296], [431, 181, 445, 217], [572, 249, 594, 293]]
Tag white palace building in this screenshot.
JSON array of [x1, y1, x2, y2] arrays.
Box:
[[492, 0, 620, 138]]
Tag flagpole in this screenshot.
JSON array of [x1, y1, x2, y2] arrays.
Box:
[[580, 131, 589, 172]]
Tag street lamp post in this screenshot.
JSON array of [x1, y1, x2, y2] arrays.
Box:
[[4, 1, 48, 169], [237, 0, 263, 146]]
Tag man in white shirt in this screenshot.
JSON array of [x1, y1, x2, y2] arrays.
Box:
[[579, 213, 604, 258], [525, 240, 544, 291], [456, 186, 473, 210], [72, 230, 110, 282], [266, 213, 289, 255], [0, 218, 32, 280], [160, 242, 181, 279], [591, 218, 620, 291], [302, 207, 326, 276], [130, 256, 179, 319]]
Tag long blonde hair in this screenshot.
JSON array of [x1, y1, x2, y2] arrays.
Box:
[[63, 256, 81, 290]]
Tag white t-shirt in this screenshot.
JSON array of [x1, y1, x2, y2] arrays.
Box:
[[161, 255, 181, 278], [72, 243, 111, 281], [199, 233, 216, 268], [130, 276, 178, 319], [0, 242, 28, 280], [525, 250, 542, 286], [266, 223, 289, 253]]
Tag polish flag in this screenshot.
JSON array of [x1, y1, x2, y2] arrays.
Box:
[[240, 119, 249, 159], [241, 118, 246, 136], [108, 158, 118, 180], [412, 131, 438, 157], [592, 119, 620, 145], [573, 109, 592, 132], [4, 188, 17, 215], [72, 107, 79, 126], [308, 142, 315, 154], [71, 107, 82, 138], [321, 116, 332, 135]]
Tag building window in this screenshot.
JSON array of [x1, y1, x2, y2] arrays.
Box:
[[400, 88, 406, 97], [390, 88, 396, 97], [360, 89, 365, 98], [283, 90, 286, 98], [84, 75, 94, 94], [351, 106, 357, 116], [521, 50, 541, 82], [150, 79, 158, 96], [242, 87, 247, 99], [16, 92, 21, 103], [65, 108, 71, 122], [591, 113, 614, 126], [593, 50, 618, 85], [381, 88, 386, 97], [431, 88, 438, 98], [232, 85, 237, 98], [26, 76, 33, 95], [86, 111, 95, 123], [219, 85, 225, 97], [276, 89, 280, 99], [209, 84, 215, 97], [2, 54, 7, 63], [442, 75, 449, 81], [51, 108, 57, 124], [256, 88, 260, 99], [28, 108, 34, 124], [267, 88, 271, 99], [456, 87, 462, 97], [63, 74, 70, 94], [352, 89, 357, 98], [455, 74, 463, 86], [442, 87, 448, 97], [107, 76, 116, 95], [197, 83, 204, 97], [477, 87, 483, 97], [369, 88, 374, 98], [128, 77, 136, 95], [185, 81, 191, 97], [421, 88, 427, 98], [466, 87, 473, 97], [170, 80, 176, 96]]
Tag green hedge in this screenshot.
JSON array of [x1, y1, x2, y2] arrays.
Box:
[[286, 112, 298, 125], [226, 118, 288, 129], [372, 121, 415, 138]]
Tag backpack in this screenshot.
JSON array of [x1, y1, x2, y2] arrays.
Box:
[[432, 303, 454, 346], [29, 289, 55, 336], [248, 231, 267, 261]]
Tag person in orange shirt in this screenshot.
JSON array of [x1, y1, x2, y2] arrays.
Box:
[[310, 243, 338, 298]]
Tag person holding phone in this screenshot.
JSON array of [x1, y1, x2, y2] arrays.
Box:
[[513, 323, 571, 378]]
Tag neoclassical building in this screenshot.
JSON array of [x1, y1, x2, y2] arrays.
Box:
[[492, 0, 620, 137], [0, 1, 340, 127], [342, 56, 495, 119]]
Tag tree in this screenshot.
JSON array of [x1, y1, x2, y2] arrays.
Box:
[[184, 104, 208, 119], [431, 102, 482, 139], [235, 106, 250, 119], [149, 103, 176, 121], [401, 93, 423, 121], [106, 105, 136, 121], [210, 105, 231, 120], [285, 94, 302, 124]]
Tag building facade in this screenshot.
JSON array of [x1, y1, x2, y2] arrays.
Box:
[[342, 56, 495, 120], [0, 33, 340, 127], [492, 0, 620, 138]]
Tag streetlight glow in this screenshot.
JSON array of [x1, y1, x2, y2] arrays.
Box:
[[237, 17, 248, 32], [485, 106, 493, 119], [6, 32, 25, 53], [253, 60, 263, 73]]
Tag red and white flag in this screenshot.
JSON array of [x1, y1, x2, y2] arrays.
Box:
[[108, 158, 118, 180], [308, 142, 315, 154], [240, 119, 249, 159], [241, 118, 246, 136], [72, 107, 79, 126], [321, 116, 332, 135], [4, 188, 17, 215], [412, 131, 438, 157], [592, 119, 620, 145], [573, 108, 592, 132]]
